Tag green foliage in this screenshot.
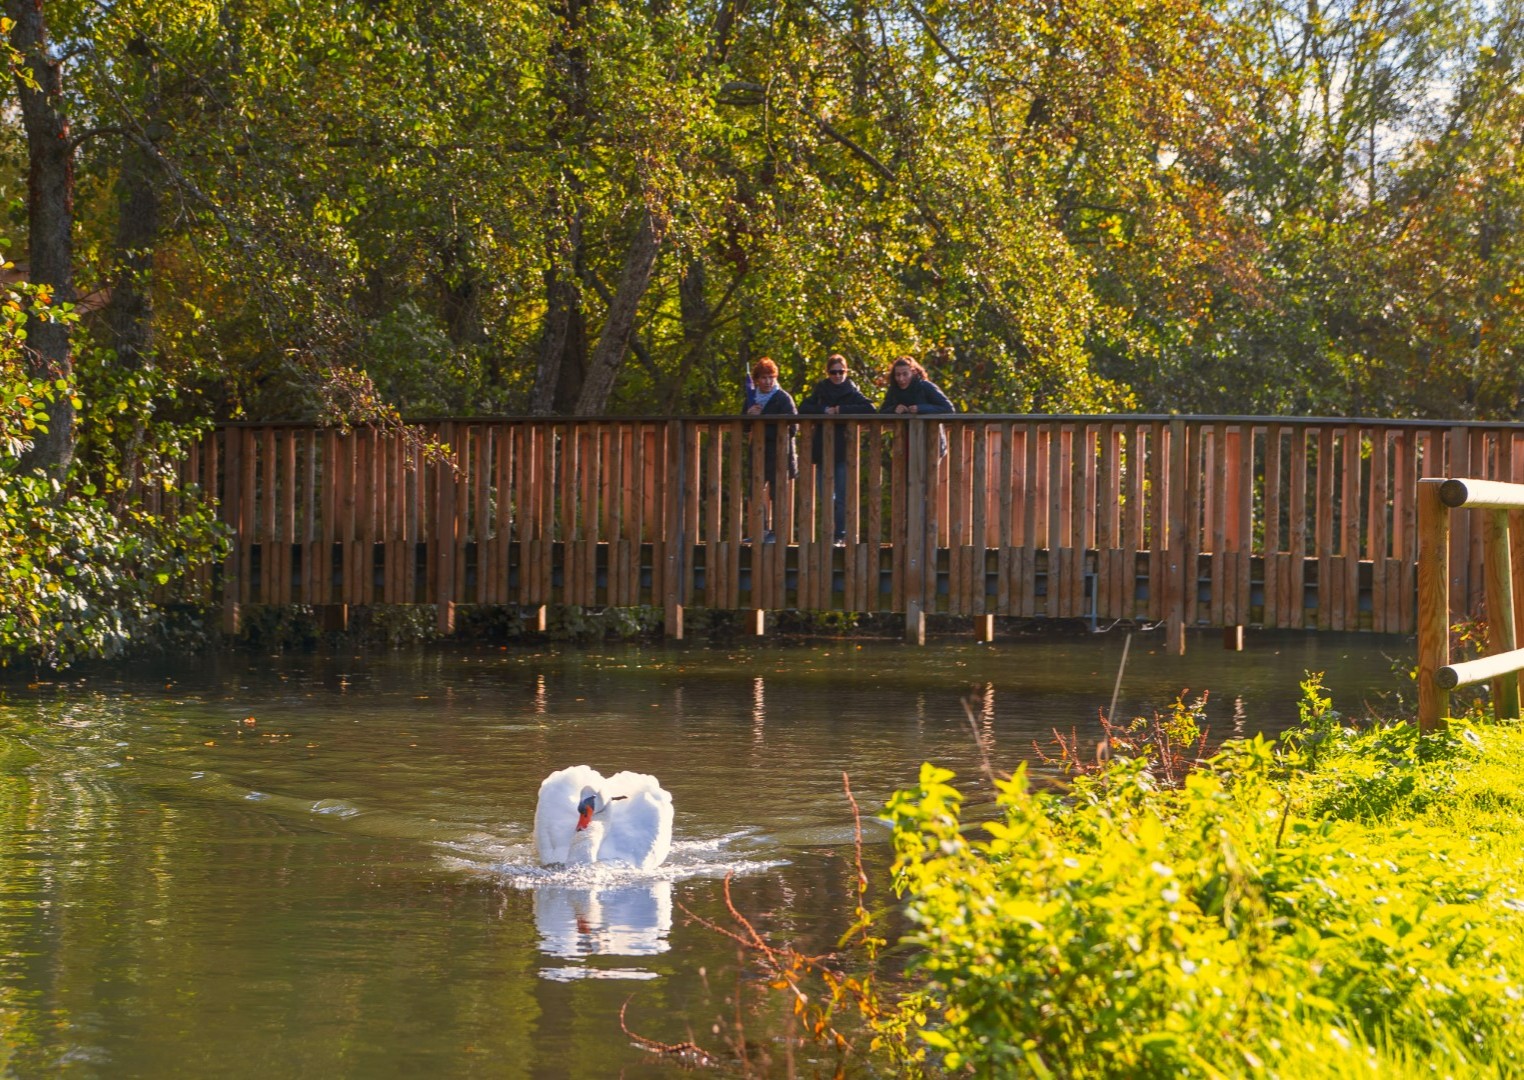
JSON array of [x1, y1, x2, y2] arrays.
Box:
[[882, 679, 1524, 1077], [0, 272, 226, 669]]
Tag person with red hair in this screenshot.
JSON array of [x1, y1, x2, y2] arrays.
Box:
[[743, 358, 796, 540]]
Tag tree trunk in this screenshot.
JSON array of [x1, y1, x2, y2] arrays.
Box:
[[528, 0, 590, 415], [104, 62, 163, 492], [7, 0, 76, 477], [435, 233, 489, 349], [574, 209, 663, 415], [528, 212, 588, 415]]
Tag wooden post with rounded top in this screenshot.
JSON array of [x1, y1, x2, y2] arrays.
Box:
[[1416, 478, 1449, 730]]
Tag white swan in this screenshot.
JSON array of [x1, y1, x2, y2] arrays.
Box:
[[534, 765, 673, 870]]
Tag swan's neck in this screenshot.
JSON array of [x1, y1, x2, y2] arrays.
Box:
[[566, 820, 604, 865]]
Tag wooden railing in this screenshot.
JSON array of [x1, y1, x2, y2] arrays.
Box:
[[1417, 478, 1524, 730], [163, 416, 1524, 646]]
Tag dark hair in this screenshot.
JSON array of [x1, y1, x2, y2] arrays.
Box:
[[890, 355, 926, 380], [751, 357, 779, 380]]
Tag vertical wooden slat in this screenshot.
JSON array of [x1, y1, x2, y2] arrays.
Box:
[[1369, 428, 1389, 631], [996, 422, 1014, 615], [866, 422, 885, 611], [1121, 423, 1142, 621], [1183, 422, 1203, 636], [435, 423, 456, 625], [1146, 420, 1164, 624], [701, 422, 720, 608], [259, 428, 276, 605], [971, 422, 988, 615], [1236, 426, 1253, 629], [946, 421, 966, 614], [798, 421, 818, 607], [1021, 423, 1039, 617], [723, 422, 742, 610], [1073, 424, 1094, 620], [844, 420, 862, 609], [1468, 429, 1487, 613], [1095, 423, 1115, 619], [1448, 425, 1471, 619], [662, 420, 684, 633], [1263, 425, 1283, 627], [1288, 427, 1308, 629], [904, 420, 928, 622], [1211, 423, 1228, 628], [747, 421, 766, 610], [1047, 425, 1064, 617], [1166, 419, 1188, 652], [1341, 424, 1362, 631]]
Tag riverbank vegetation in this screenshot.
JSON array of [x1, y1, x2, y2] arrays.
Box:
[[881, 679, 1524, 1076], [716, 678, 1524, 1077]]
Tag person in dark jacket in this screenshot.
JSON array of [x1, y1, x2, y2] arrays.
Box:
[[878, 356, 955, 415], [880, 355, 954, 460], [799, 354, 875, 542], [744, 357, 796, 540]]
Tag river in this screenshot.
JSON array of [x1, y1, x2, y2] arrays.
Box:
[[0, 630, 1407, 1077]]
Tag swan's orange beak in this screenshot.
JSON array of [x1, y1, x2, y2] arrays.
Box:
[[576, 804, 594, 831]]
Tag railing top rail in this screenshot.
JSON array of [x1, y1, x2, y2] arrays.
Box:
[[1435, 477, 1524, 510], [214, 414, 1524, 430]]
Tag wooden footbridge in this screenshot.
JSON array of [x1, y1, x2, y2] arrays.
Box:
[[163, 415, 1524, 650]]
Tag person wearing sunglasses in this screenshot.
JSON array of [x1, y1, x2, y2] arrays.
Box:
[[798, 354, 876, 543]]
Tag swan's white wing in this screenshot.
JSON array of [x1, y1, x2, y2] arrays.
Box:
[[534, 765, 605, 865], [598, 771, 674, 869]]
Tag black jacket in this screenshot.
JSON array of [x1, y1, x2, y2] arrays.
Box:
[[798, 377, 876, 464], [878, 377, 954, 415]]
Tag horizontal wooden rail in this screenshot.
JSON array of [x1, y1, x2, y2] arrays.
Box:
[[1418, 476, 1524, 729], [141, 415, 1524, 653], [1437, 647, 1524, 690]]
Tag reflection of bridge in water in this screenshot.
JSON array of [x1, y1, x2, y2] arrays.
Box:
[[168, 416, 1522, 652]]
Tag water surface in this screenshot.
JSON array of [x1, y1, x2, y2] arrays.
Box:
[[0, 631, 1407, 1077]]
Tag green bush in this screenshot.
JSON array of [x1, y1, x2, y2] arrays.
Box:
[[883, 690, 1524, 1077]]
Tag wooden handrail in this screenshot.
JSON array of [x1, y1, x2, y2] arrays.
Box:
[[1417, 476, 1524, 730]]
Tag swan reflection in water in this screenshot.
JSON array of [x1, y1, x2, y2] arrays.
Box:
[[534, 878, 673, 960]]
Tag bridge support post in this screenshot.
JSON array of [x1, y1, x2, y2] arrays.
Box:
[[905, 601, 926, 645], [436, 601, 455, 635], [747, 609, 765, 636], [975, 614, 994, 643], [320, 604, 349, 633], [529, 604, 547, 632], [664, 602, 684, 640], [1223, 625, 1243, 651], [222, 599, 241, 637]]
